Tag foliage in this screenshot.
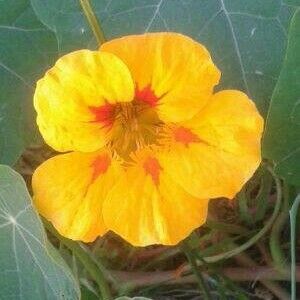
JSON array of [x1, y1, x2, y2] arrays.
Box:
[[263, 9, 300, 185], [0, 1, 300, 299], [31, 0, 294, 115], [0, 165, 80, 299], [0, 0, 57, 165]]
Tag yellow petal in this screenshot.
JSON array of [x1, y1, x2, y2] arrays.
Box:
[[34, 50, 134, 152], [101, 32, 220, 123], [32, 151, 123, 242], [103, 149, 209, 246], [161, 90, 264, 199]]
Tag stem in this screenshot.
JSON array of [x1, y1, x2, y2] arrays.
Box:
[[79, 0, 106, 45], [233, 247, 290, 300], [255, 170, 273, 222], [80, 242, 119, 287], [201, 166, 282, 264], [237, 189, 253, 225], [177, 165, 282, 274], [257, 241, 273, 266], [270, 181, 289, 270], [44, 220, 112, 300], [181, 242, 212, 300], [290, 194, 300, 300], [111, 266, 300, 288]]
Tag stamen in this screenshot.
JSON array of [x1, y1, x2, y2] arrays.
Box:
[[106, 101, 163, 157]]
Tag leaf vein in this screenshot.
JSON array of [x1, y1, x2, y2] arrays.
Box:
[[219, 0, 250, 95]]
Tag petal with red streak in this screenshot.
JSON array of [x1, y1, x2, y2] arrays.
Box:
[[32, 151, 123, 242]]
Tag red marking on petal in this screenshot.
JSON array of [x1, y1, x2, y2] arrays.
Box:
[[90, 154, 111, 183], [143, 156, 162, 186], [89, 103, 115, 128], [174, 127, 200, 146], [135, 86, 158, 107]]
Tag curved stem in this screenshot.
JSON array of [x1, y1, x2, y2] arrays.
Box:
[[255, 170, 273, 222], [79, 0, 106, 45], [44, 220, 112, 300], [233, 244, 290, 300], [290, 194, 300, 300], [184, 165, 282, 266], [237, 189, 253, 225], [270, 181, 289, 270]]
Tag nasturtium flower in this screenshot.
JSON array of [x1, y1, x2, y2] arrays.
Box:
[[32, 33, 263, 246]]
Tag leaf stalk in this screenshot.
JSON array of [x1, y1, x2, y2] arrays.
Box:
[[44, 220, 112, 300], [181, 241, 212, 300], [79, 0, 106, 45]]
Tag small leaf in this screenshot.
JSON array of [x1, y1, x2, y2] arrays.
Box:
[[263, 9, 300, 184], [0, 165, 80, 299], [0, 0, 57, 165], [30, 0, 298, 115]]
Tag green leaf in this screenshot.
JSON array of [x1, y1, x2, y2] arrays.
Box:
[[31, 0, 297, 115], [263, 9, 300, 185], [0, 0, 57, 165], [0, 165, 80, 299], [290, 194, 300, 300]]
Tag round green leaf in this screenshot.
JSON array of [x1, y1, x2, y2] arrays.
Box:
[[0, 0, 57, 165], [0, 165, 80, 299], [31, 0, 297, 115]]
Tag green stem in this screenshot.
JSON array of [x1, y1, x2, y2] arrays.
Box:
[[44, 220, 112, 300], [237, 189, 253, 225], [270, 181, 289, 270], [143, 231, 216, 271], [181, 242, 212, 300], [290, 194, 300, 300], [233, 246, 290, 300], [255, 170, 273, 222], [191, 165, 282, 264], [79, 0, 106, 45]]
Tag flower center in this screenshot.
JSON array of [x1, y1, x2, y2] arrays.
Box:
[[111, 100, 162, 158], [118, 103, 140, 133], [90, 86, 163, 158]]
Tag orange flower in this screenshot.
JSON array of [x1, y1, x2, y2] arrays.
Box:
[[32, 33, 263, 246]]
